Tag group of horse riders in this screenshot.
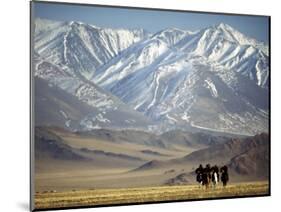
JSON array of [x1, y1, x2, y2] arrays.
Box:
[[195, 164, 229, 188]]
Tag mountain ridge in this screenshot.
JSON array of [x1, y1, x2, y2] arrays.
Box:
[[34, 18, 269, 135]]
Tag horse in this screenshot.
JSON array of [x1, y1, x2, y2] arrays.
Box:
[[195, 164, 204, 187], [211, 165, 220, 188], [201, 164, 212, 189], [220, 165, 229, 187]]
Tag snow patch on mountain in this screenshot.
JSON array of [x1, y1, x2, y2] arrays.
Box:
[[204, 78, 218, 98]]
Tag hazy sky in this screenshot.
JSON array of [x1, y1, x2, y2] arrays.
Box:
[[33, 2, 269, 44]]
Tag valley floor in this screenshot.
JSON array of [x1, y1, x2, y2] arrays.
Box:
[[34, 181, 269, 210]]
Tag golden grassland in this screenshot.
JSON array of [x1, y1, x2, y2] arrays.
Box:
[[34, 181, 269, 210]]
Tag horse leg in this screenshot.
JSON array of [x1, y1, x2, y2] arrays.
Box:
[[206, 180, 209, 190]]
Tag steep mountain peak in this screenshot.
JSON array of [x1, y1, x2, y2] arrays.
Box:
[[216, 22, 233, 30], [202, 23, 245, 45], [208, 22, 267, 54], [69, 20, 82, 26], [151, 27, 189, 46], [159, 27, 186, 34], [68, 20, 99, 30]]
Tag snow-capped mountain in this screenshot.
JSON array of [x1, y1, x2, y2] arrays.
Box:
[[34, 51, 152, 131], [34, 18, 153, 130], [175, 23, 268, 87], [33, 18, 269, 135], [34, 18, 148, 79], [91, 23, 269, 135]]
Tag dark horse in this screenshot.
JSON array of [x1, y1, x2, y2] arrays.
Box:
[[195, 164, 204, 187], [202, 164, 211, 188], [220, 165, 229, 187]]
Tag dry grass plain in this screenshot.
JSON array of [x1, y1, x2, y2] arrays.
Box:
[[34, 181, 269, 210]]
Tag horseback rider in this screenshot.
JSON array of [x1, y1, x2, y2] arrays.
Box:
[[211, 165, 220, 187], [220, 165, 229, 187], [195, 164, 204, 186]]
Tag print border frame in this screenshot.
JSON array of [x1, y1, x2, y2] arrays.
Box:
[[30, 1, 271, 211]]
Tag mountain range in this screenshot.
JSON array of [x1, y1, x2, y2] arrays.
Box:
[[33, 18, 269, 135], [134, 133, 269, 182]]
